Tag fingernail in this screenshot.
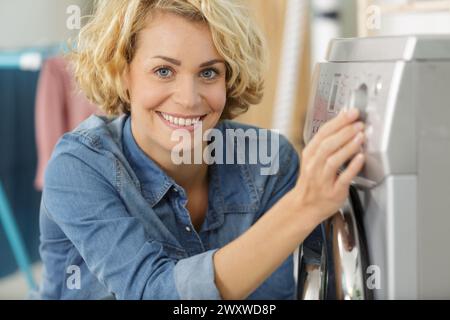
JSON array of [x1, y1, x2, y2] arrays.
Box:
[[347, 108, 359, 119], [354, 122, 364, 131], [354, 132, 363, 143]]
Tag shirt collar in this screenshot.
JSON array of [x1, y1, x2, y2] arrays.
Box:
[[122, 116, 260, 220], [122, 116, 175, 206]]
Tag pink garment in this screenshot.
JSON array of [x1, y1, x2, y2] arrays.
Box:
[[34, 56, 99, 190]]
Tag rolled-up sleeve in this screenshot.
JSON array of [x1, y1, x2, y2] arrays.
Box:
[[42, 148, 222, 300], [174, 249, 222, 299]]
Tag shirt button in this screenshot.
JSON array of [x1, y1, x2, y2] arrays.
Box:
[[185, 226, 191, 232]]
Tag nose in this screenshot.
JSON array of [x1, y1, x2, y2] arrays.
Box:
[[173, 76, 202, 109]]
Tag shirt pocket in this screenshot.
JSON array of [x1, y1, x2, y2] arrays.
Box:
[[159, 240, 188, 260]]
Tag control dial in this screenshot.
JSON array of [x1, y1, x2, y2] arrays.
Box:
[[349, 84, 368, 121]]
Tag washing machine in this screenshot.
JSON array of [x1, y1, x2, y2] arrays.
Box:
[[297, 35, 450, 300]]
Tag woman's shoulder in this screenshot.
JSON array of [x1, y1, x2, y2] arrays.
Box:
[[48, 115, 130, 166], [56, 115, 126, 152], [215, 119, 299, 188], [45, 115, 131, 187], [216, 120, 299, 169], [213, 120, 300, 217]]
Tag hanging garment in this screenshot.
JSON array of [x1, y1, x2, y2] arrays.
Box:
[[34, 56, 98, 190]]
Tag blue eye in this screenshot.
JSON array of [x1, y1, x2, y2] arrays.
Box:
[[200, 68, 219, 80], [155, 67, 173, 79]]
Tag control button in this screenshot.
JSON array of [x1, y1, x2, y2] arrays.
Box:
[[349, 84, 368, 121], [185, 226, 191, 232], [374, 77, 383, 95]]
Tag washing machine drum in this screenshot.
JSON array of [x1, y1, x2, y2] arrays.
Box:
[[297, 186, 373, 300]]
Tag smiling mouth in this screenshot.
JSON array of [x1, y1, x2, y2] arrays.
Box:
[[156, 111, 208, 128]]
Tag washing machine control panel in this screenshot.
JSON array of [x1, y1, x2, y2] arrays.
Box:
[[306, 68, 386, 141], [304, 62, 403, 187]]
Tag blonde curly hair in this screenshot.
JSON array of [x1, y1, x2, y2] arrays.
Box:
[[69, 0, 268, 119]]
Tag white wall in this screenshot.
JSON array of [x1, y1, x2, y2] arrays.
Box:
[[360, 0, 450, 36], [0, 0, 92, 49], [379, 11, 450, 35]]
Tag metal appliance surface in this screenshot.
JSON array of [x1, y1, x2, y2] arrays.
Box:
[[298, 35, 450, 299]]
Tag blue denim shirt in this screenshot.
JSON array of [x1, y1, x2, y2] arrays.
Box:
[[39, 115, 300, 300]]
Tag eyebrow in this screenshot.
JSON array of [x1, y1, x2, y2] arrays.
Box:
[[152, 55, 225, 67]]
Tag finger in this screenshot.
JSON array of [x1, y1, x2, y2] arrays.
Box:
[[335, 152, 365, 188], [314, 121, 364, 164], [322, 131, 365, 180], [307, 109, 361, 154]]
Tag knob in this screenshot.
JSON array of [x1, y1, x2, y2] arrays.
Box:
[[349, 84, 368, 121]]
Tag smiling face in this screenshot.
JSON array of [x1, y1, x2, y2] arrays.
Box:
[[124, 11, 227, 158]]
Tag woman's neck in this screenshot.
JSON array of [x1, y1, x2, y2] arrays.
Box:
[[162, 155, 209, 191], [132, 126, 209, 191]]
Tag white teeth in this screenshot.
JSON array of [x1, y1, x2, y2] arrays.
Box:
[[159, 112, 204, 127]]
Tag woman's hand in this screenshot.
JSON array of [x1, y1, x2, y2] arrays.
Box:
[[294, 108, 366, 225]]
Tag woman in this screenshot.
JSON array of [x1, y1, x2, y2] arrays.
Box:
[[39, 0, 365, 300]]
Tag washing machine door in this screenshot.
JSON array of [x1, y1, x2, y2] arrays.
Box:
[[298, 186, 372, 300]]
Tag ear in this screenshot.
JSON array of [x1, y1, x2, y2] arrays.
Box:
[[121, 65, 132, 101], [121, 65, 130, 92]]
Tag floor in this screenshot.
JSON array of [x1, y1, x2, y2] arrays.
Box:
[[0, 263, 42, 300]]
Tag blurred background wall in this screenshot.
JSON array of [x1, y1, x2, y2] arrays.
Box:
[[358, 0, 450, 36], [238, 0, 311, 151], [0, 0, 92, 49]]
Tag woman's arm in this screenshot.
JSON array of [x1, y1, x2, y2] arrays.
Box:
[[213, 108, 366, 299]]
